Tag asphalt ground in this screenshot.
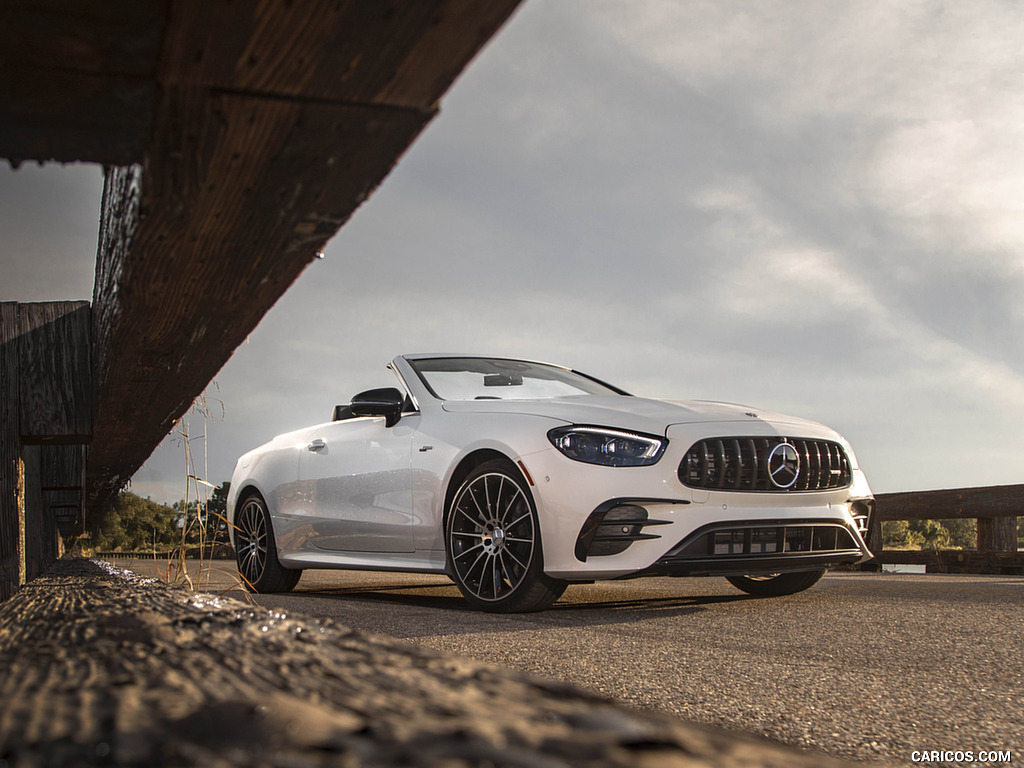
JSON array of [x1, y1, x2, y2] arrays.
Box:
[[121, 559, 1023, 767]]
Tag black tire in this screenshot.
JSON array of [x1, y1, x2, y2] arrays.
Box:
[[726, 569, 825, 597], [234, 493, 301, 593], [446, 460, 567, 612]]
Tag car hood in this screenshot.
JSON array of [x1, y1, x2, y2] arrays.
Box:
[[440, 395, 831, 437]]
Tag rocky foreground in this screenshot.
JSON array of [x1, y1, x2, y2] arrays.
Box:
[[0, 559, 868, 767]]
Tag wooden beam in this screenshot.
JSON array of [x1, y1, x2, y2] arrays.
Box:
[[0, 1, 163, 165], [874, 549, 1024, 574], [87, 98, 433, 506], [87, 0, 522, 509], [1, 1, 523, 514], [875, 485, 1024, 521]]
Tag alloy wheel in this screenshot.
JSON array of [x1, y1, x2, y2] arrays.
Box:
[[236, 497, 268, 587], [449, 471, 536, 603]]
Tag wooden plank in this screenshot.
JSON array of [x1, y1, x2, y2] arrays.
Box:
[[44, 445, 85, 540], [875, 549, 1024, 574], [0, 1, 163, 164], [155, 0, 521, 108], [45, 491, 82, 540], [0, 72, 153, 166], [371, 0, 524, 109], [977, 516, 1018, 553], [1, 303, 22, 600], [875, 485, 1024, 521], [17, 302, 92, 443], [88, 97, 430, 507], [0, 1, 164, 74], [39, 444, 85, 491], [21, 447, 45, 583]]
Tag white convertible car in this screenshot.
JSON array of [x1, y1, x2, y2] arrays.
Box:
[[227, 354, 874, 612]]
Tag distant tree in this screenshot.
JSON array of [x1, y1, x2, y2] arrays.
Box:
[[910, 519, 951, 551], [882, 520, 923, 549], [207, 481, 230, 543], [94, 492, 179, 551], [939, 518, 976, 549]]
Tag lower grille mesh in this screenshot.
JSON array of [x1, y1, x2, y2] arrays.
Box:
[[663, 521, 862, 563]]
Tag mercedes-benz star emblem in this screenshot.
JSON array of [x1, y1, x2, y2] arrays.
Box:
[[768, 441, 800, 489]]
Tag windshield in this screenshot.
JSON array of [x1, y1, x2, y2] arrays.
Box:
[[408, 357, 627, 401]]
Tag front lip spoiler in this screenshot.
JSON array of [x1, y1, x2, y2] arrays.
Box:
[[631, 517, 872, 577], [633, 550, 867, 578]]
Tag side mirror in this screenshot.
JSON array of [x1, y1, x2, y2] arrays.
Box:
[[349, 387, 405, 427]]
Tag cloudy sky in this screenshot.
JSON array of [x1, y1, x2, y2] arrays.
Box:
[[3, 0, 1023, 505]]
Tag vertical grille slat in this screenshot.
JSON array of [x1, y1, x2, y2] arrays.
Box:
[[730, 438, 743, 490], [744, 438, 758, 490], [680, 437, 852, 492], [713, 439, 727, 488], [796, 440, 810, 491]]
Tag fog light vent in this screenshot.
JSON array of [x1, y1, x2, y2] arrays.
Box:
[[575, 503, 671, 561]]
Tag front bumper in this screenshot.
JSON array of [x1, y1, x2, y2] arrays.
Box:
[[521, 440, 873, 581]]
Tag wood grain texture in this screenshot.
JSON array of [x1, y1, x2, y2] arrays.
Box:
[[17, 302, 92, 443], [874, 549, 1024, 573], [875, 485, 1023, 521], [0, 304, 21, 600], [0, 0, 163, 164], [976, 515, 1018, 553], [21, 447, 47, 583]]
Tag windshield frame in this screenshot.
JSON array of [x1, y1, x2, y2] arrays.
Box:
[[406, 356, 631, 402]]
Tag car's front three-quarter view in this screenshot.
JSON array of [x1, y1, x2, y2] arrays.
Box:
[[227, 354, 874, 612]]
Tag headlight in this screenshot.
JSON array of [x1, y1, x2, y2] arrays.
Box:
[[547, 426, 667, 467]]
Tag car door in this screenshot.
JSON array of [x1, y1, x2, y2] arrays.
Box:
[[297, 414, 417, 552]]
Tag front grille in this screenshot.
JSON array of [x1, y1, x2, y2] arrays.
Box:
[[679, 437, 851, 492]]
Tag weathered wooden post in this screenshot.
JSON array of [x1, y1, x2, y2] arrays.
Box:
[[977, 515, 1018, 554], [0, 302, 92, 599], [0, 304, 23, 600]]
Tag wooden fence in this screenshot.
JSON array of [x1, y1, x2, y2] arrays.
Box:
[[867, 484, 1023, 574]]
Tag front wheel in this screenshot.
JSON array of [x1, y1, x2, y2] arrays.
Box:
[[726, 569, 825, 597], [446, 460, 567, 612], [235, 493, 301, 593]]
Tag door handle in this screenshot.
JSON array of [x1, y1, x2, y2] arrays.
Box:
[[307, 439, 326, 452]]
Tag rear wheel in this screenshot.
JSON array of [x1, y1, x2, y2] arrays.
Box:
[[446, 460, 567, 612], [235, 493, 301, 593], [726, 569, 825, 597]]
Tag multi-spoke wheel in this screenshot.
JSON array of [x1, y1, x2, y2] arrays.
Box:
[[234, 493, 300, 593], [446, 460, 566, 612], [726, 569, 825, 597]]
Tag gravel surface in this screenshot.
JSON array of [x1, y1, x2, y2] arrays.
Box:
[[134, 560, 1024, 767]]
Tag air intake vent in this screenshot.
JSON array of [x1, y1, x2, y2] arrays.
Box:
[[679, 437, 851, 492]]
